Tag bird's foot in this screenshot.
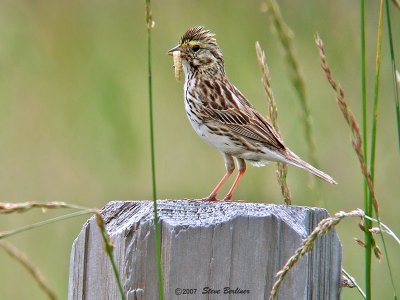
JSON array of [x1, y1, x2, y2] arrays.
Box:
[[222, 198, 243, 202], [196, 193, 243, 202], [222, 194, 243, 202], [198, 194, 219, 202]]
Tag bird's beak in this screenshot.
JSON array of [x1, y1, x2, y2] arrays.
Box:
[[167, 45, 182, 55]]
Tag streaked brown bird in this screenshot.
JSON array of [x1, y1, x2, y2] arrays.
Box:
[[168, 26, 337, 201]]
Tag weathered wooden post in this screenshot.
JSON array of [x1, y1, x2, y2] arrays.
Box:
[[68, 200, 341, 300]]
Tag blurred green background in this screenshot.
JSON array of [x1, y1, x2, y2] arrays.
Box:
[[0, 0, 399, 299]]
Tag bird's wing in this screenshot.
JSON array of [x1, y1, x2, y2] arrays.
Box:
[[197, 77, 286, 150], [201, 106, 286, 151], [197, 78, 286, 151]]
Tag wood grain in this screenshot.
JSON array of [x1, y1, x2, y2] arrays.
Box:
[[68, 200, 341, 300]]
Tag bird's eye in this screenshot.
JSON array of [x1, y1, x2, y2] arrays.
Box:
[[192, 45, 200, 52]]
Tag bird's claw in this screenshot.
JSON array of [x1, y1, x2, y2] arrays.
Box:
[[198, 194, 219, 202], [222, 198, 243, 202]]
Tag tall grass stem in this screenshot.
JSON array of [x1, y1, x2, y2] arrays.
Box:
[[256, 42, 291, 204], [95, 213, 126, 300], [359, 1, 372, 298], [373, 2, 400, 297], [370, 0, 383, 195], [385, 0, 400, 150], [144, 1, 164, 299]]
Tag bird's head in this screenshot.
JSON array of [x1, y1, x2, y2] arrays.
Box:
[[168, 26, 224, 74]]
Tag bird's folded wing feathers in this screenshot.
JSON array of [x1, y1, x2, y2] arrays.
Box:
[[201, 106, 286, 151]]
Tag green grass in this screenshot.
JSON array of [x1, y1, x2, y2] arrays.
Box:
[[145, 0, 164, 299], [385, 0, 400, 150], [359, 1, 372, 298]]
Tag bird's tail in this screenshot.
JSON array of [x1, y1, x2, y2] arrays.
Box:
[[285, 151, 337, 184]]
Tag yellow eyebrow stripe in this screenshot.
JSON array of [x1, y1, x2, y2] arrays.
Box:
[[182, 41, 203, 48]]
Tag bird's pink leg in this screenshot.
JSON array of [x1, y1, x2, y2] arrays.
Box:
[[203, 154, 235, 201], [223, 158, 246, 201], [205, 170, 233, 201]]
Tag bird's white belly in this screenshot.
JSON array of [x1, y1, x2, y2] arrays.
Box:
[[186, 111, 238, 154], [187, 113, 284, 163], [187, 112, 287, 169]]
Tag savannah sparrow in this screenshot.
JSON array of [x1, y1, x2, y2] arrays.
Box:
[[168, 26, 336, 201]]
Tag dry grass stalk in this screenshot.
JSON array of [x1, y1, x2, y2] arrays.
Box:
[[0, 201, 68, 214], [95, 212, 126, 300], [95, 212, 114, 254], [275, 164, 291, 204], [371, 237, 382, 260], [356, 219, 381, 260], [342, 268, 366, 298], [0, 240, 57, 300], [256, 41, 291, 204], [315, 35, 380, 216], [266, 0, 318, 170], [268, 209, 364, 300], [364, 214, 400, 245], [354, 237, 367, 248], [341, 269, 356, 288]]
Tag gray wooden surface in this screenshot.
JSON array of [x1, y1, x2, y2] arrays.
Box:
[[68, 200, 341, 300]]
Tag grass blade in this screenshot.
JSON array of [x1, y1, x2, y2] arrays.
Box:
[[0, 201, 89, 214], [144, 1, 164, 299], [359, 1, 372, 298], [368, 2, 398, 299], [385, 0, 400, 150], [370, 3, 400, 298], [95, 213, 126, 300], [0, 210, 95, 239], [370, 0, 384, 199], [342, 269, 366, 299], [145, 0, 157, 203]]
